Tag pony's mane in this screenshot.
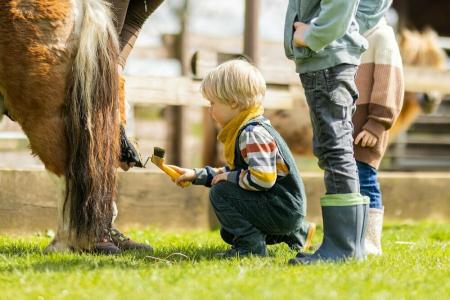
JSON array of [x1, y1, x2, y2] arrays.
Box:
[[398, 28, 447, 69]]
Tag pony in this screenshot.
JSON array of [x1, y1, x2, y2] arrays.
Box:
[[0, 0, 120, 252], [267, 28, 447, 156], [389, 28, 447, 141]]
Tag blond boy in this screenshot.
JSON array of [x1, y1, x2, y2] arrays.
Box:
[[173, 60, 315, 258]]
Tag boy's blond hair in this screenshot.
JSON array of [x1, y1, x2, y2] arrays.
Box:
[[200, 60, 266, 109]]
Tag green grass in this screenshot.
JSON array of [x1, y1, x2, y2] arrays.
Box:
[[0, 222, 449, 300]]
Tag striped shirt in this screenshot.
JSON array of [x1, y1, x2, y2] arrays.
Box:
[[226, 118, 289, 191], [192, 118, 290, 190]]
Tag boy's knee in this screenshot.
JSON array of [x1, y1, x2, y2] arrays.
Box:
[[209, 182, 227, 205], [209, 182, 238, 210]]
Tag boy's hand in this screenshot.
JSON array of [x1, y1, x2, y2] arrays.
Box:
[[354, 130, 378, 148], [170, 165, 197, 187], [213, 167, 226, 175], [293, 22, 310, 47], [212, 172, 229, 185]]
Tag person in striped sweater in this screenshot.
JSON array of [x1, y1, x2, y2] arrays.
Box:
[[354, 0, 404, 255], [172, 60, 315, 258]]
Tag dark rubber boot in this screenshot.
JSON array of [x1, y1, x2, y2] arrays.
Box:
[[289, 195, 369, 265]]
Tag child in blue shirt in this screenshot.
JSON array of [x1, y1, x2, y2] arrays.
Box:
[[284, 0, 369, 264]]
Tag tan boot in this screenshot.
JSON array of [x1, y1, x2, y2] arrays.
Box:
[[365, 207, 384, 256]]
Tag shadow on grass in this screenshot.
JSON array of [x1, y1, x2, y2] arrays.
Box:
[[0, 243, 42, 257], [0, 243, 235, 273]]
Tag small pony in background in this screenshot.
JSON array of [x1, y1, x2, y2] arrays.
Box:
[[389, 28, 447, 141]]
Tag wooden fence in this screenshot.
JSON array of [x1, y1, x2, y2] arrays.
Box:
[[2, 65, 450, 169], [1, 33, 450, 169], [124, 49, 450, 169], [1, 169, 449, 233], [385, 98, 450, 170]]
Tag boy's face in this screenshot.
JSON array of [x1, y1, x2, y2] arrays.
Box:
[[208, 98, 241, 127]]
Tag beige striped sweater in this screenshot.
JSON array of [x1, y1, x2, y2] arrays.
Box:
[[353, 18, 404, 169]]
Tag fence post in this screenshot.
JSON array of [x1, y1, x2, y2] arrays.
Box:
[[244, 0, 261, 67], [165, 0, 190, 165], [202, 0, 261, 167]]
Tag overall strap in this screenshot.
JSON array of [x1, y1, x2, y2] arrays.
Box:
[[234, 118, 299, 179], [234, 117, 307, 216]]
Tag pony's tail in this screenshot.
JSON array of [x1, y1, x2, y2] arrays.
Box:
[[64, 0, 119, 247]]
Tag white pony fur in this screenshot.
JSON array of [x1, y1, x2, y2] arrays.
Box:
[[71, 0, 118, 132]]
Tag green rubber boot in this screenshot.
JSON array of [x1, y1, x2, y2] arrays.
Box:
[[289, 193, 369, 264]]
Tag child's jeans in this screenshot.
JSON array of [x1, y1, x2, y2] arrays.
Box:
[[357, 161, 382, 209], [300, 64, 360, 195], [209, 181, 308, 248]]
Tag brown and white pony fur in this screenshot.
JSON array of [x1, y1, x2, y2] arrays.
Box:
[[389, 28, 447, 141], [0, 0, 120, 251], [267, 28, 447, 155]]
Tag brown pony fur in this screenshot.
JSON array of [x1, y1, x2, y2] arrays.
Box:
[[0, 0, 119, 249], [118, 75, 127, 124], [267, 28, 447, 155], [388, 28, 447, 141]]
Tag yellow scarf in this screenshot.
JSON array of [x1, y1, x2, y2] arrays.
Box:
[[217, 105, 264, 170]]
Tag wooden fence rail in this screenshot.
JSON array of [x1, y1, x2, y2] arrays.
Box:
[[1, 169, 449, 233], [191, 50, 450, 93], [2, 49, 450, 169], [122, 55, 450, 168], [126, 75, 301, 109]]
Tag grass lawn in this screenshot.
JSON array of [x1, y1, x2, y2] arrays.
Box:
[[0, 221, 448, 300]]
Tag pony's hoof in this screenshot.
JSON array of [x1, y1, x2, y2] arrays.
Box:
[[44, 239, 73, 254]]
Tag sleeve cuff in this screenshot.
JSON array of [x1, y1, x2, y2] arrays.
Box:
[[193, 166, 221, 187], [363, 119, 386, 139], [304, 28, 325, 52], [227, 170, 240, 185], [193, 168, 208, 186]]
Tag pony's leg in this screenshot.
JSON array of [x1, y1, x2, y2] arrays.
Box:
[[44, 179, 92, 253], [21, 116, 67, 176], [22, 116, 93, 252], [44, 173, 72, 253], [112, 201, 118, 224]]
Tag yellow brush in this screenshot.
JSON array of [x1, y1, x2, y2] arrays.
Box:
[[150, 147, 190, 188]]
